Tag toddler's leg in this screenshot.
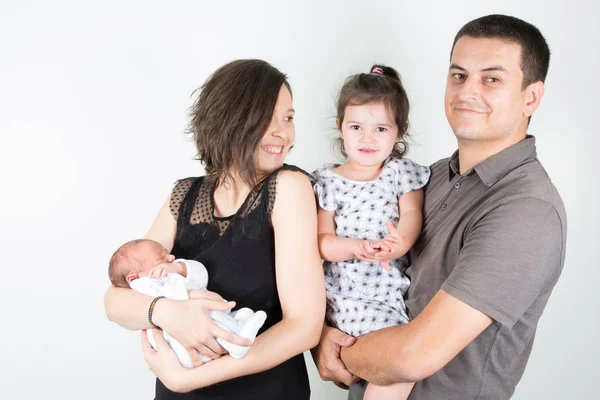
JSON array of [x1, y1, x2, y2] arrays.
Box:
[[364, 382, 415, 400]]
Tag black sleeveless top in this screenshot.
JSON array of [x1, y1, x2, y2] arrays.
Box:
[[155, 165, 311, 400]]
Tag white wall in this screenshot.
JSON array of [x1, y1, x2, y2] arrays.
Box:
[[1, 1, 598, 398]]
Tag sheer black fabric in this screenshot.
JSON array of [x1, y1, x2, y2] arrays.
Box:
[[156, 165, 311, 400]]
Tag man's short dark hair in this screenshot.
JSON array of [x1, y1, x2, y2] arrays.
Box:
[[451, 14, 550, 89]]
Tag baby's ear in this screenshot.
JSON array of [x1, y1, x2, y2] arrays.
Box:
[[166, 254, 175, 263], [126, 272, 138, 284]]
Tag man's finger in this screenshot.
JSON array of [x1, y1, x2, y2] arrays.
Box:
[[328, 359, 357, 386], [328, 327, 356, 348]]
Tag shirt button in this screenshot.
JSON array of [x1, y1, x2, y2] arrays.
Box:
[[454, 182, 461, 189], [441, 204, 447, 211]]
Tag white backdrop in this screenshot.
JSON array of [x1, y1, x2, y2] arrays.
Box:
[[1, 1, 598, 399]]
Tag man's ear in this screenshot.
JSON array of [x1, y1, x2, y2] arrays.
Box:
[[523, 81, 545, 118]]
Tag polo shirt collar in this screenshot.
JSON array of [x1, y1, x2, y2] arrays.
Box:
[[448, 135, 537, 186]]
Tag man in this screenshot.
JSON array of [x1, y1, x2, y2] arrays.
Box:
[[312, 14, 567, 399]]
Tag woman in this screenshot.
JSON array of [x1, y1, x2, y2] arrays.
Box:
[[104, 59, 325, 399]]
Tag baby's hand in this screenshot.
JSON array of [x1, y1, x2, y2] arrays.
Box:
[[148, 262, 186, 279]]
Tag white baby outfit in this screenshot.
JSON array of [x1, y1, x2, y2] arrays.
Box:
[[130, 259, 267, 367], [312, 157, 430, 336]]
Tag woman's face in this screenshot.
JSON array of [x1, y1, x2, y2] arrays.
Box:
[[254, 84, 295, 176]]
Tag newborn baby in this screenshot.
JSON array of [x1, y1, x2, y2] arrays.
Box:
[[108, 238, 267, 367]]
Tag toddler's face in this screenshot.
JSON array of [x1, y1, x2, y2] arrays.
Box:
[[339, 102, 399, 168]]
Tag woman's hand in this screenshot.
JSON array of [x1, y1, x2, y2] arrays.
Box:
[[152, 291, 252, 364], [142, 329, 192, 393]]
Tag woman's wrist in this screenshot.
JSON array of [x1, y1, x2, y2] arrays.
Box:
[[151, 297, 173, 329]]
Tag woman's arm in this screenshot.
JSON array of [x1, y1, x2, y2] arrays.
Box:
[[104, 193, 250, 360], [317, 207, 366, 262], [104, 194, 176, 329], [143, 170, 327, 392]]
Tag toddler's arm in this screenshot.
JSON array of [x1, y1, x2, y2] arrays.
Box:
[[359, 189, 424, 269], [317, 207, 376, 262], [387, 189, 424, 255]]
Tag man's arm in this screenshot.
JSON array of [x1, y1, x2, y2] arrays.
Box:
[[341, 196, 564, 385], [341, 289, 492, 384]]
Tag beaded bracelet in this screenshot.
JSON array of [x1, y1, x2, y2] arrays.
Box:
[[148, 295, 166, 330]]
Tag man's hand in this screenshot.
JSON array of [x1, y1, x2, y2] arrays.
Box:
[[311, 325, 360, 388]]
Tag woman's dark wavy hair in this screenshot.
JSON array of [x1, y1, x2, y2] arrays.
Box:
[[186, 59, 291, 186], [334, 64, 410, 159]]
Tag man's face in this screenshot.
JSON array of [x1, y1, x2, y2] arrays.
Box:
[[445, 36, 529, 143]]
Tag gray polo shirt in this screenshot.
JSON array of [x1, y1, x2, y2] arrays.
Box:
[[349, 136, 567, 399]]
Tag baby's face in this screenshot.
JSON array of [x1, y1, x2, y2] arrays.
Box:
[[136, 241, 171, 275], [124, 241, 173, 284]]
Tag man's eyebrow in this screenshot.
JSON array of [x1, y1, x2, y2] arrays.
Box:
[[481, 66, 508, 73], [449, 64, 508, 74], [449, 64, 466, 71]]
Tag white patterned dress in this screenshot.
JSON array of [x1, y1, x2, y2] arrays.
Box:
[[312, 157, 430, 336]]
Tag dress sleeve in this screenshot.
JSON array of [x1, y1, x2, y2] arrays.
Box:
[[311, 167, 338, 211], [390, 157, 431, 196], [265, 164, 312, 215], [169, 177, 195, 219]]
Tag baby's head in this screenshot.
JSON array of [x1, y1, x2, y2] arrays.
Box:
[[108, 239, 174, 288], [335, 64, 410, 162]]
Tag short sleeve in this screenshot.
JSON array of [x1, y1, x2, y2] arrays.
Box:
[[311, 167, 338, 211], [169, 178, 195, 219], [389, 157, 430, 196], [442, 197, 565, 328], [266, 164, 311, 215]]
